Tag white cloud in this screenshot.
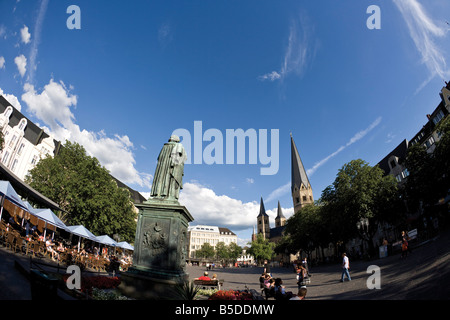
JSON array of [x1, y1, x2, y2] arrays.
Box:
[[14, 54, 27, 77], [393, 0, 450, 92], [28, 0, 49, 83], [258, 71, 281, 82], [0, 56, 5, 69], [0, 88, 22, 111], [20, 25, 31, 44], [21, 79, 152, 188], [259, 12, 315, 82], [246, 178, 254, 184], [180, 182, 262, 231]]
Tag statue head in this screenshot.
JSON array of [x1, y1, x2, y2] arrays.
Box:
[[169, 135, 180, 143]]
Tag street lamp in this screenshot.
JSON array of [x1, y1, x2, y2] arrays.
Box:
[[357, 218, 370, 256]]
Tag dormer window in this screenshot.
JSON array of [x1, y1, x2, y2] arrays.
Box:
[[18, 119, 27, 131], [4, 106, 13, 118]]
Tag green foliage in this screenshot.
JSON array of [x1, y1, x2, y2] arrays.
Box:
[[215, 241, 243, 264], [282, 159, 404, 256], [247, 234, 274, 264], [404, 116, 450, 211], [195, 242, 215, 259], [174, 280, 200, 300], [25, 140, 137, 242]]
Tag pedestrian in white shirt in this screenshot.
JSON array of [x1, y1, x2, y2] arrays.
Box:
[[340, 253, 351, 282]]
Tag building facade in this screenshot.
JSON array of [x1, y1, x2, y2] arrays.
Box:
[[187, 224, 238, 260], [0, 95, 145, 207]]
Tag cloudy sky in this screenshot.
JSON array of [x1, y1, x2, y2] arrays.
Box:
[[0, 0, 449, 245]]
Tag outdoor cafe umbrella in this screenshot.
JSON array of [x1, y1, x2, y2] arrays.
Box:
[[95, 235, 117, 246], [30, 208, 69, 239], [67, 225, 97, 252], [0, 180, 29, 220], [117, 241, 134, 251]]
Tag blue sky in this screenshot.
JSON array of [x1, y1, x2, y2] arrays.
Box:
[[1, 0, 449, 245]]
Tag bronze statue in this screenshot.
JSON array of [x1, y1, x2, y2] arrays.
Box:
[[149, 135, 187, 202]]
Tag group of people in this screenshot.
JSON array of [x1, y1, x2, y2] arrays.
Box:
[[2, 213, 133, 273], [196, 271, 218, 281], [259, 259, 308, 300]]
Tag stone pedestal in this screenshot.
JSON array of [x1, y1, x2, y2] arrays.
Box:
[[119, 200, 194, 300]]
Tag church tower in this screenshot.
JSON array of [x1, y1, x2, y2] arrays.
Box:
[[291, 133, 314, 213], [257, 197, 270, 239], [275, 201, 286, 228]]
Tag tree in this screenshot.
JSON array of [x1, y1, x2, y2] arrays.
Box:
[[247, 234, 275, 265], [25, 140, 137, 242], [280, 202, 329, 260], [404, 116, 450, 212], [228, 242, 243, 263], [196, 242, 215, 260], [321, 159, 403, 256]]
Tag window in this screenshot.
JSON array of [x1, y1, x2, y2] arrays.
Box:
[[296, 197, 300, 204], [2, 151, 9, 164], [31, 155, 38, 165], [395, 174, 402, 182], [18, 119, 27, 131], [9, 135, 17, 148], [432, 110, 444, 125], [424, 136, 435, 149], [401, 169, 409, 179], [11, 159, 18, 172], [302, 195, 307, 201], [389, 159, 396, 169], [4, 107, 12, 118], [17, 143, 25, 155]]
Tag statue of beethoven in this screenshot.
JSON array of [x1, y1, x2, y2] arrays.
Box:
[[149, 135, 187, 202]]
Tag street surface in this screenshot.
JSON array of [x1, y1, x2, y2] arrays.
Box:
[[187, 228, 450, 300]]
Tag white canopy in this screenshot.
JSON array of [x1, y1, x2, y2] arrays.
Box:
[[29, 208, 68, 232], [96, 234, 117, 246], [67, 225, 97, 241], [117, 241, 134, 251], [0, 180, 29, 211]]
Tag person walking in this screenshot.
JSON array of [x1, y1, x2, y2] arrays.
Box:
[[340, 253, 351, 282]]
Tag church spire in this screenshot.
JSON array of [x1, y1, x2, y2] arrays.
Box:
[[275, 201, 286, 228], [257, 197, 268, 217], [290, 133, 314, 212], [291, 133, 310, 193], [257, 197, 270, 239]]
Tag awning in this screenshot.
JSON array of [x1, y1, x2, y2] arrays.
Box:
[[117, 241, 134, 251], [67, 225, 97, 241], [96, 235, 117, 246], [0, 180, 29, 211], [0, 163, 63, 212]]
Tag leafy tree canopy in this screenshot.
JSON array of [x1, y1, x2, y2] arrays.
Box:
[[25, 140, 137, 242]]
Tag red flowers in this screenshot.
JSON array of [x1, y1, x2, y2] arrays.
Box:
[[63, 275, 121, 294], [208, 290, 253, 300]]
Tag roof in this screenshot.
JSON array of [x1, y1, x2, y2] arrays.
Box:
[[0, 162, 63, 212], [377, 139, 409, 175], [257, 197, 268, 217], [0, 96, 54, 148], [188, 225, 220, 233], [218, 227, 236, 236], [270, 225, 285, 239], [112, 176, 146, 204], [276, 201, 285, 219], [291, 133, 311, 192]]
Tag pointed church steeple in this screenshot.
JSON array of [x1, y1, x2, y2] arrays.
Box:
[[257, 197, 270, 239], [275, 201, 286, 228], [290, 133, 314, 213]]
